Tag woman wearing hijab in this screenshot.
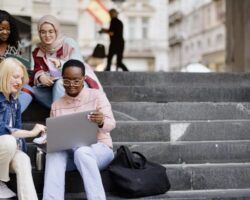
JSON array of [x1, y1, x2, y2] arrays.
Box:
[[31, 15, 102, 108]]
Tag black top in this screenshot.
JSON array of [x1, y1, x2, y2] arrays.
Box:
[[109, 17, 124, 45]]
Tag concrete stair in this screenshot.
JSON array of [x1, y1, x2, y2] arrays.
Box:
[[95, 72, 250, 87], [10, 72, 250, 199], [96, 72, 250, 102], [22, 101, 250, 121]]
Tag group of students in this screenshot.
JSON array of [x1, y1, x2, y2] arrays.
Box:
[[0, 10, 115, 200]]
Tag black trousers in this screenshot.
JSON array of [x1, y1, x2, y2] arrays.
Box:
[[106, 43, 128, 71]]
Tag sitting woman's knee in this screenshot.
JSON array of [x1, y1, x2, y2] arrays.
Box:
[[0, 135, 17, 156], [74, 147, 94, 163], [12, 152, 31, 171]]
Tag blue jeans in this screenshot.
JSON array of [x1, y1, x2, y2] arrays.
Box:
[[19, 84, 33, 113], [33, 79, 64, 109], [42, 142, 114, 200]]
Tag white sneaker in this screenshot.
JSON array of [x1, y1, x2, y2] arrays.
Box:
[[33, 133, 47, 144], [0, 181, 16, 198]]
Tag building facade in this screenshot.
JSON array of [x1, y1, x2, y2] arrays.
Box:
[[168, 0, 225, 72], [79, 0, 169, 71]]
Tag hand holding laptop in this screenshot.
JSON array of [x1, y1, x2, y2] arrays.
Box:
[[87, 110, 104, 126], [33, 132, 47, 144], [31, 124, 47, 137]]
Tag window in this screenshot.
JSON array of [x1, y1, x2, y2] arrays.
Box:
[[190, 42, 194, 51], [216, 0, 225, 21], [197, 40, 202, 49], [216, 33, 223, 43], [207, 38, 211, 46], [142, 17, 149, 39], [128, 17, 136, 40]]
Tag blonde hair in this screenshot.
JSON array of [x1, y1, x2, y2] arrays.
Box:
[[0, 57, 29, 99]]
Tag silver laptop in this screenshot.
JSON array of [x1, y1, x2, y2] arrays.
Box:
[[46, 110, 97, 153]]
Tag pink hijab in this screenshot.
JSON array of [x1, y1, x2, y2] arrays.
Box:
[[37, 15, 65, 54]]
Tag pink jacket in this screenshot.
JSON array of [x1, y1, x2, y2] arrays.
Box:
[[50, 88, 116, 148]]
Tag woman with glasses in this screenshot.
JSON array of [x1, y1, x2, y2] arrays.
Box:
[[42, 59, 115, 200], [0, 10, 34, 113], [31, 15, 102, 108], [0, 58, 46, 199]]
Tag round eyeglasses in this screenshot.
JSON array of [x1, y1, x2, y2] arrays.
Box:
[[62, 79, 83, 87]]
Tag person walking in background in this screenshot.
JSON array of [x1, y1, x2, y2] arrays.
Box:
[[42, 59, 115, 200], [0, 10, 34, 113], [31, 15, 102, 109], [0, 58, 46, 199], [99, 8, 129, 71]]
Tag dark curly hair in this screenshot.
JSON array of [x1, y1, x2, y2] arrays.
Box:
[[0, 10, 20, 48]]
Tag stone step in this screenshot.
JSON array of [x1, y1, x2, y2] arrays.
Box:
[[165, 163, 250, 191], [70, 188, 250, 199], [140, 189, 250, 199], [8, 162, 250, 196], [26, 141, 250, 165], [103, 86, 250, 102], [22, 101, 250, 122], [23, 119, 250, 142], [96, 72, 250, 87], [112, 120, 250, 142], [9, 189, 250, 200], [112, 102, 250, 121], [14, 143, 250, 197], [112, 141, 250, 164], [44, 189, 250, 199]]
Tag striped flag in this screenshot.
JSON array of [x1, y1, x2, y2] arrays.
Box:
[[87, 0, 110, 25]]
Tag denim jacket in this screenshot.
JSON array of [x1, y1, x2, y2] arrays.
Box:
[[0, 92, 27, 152]]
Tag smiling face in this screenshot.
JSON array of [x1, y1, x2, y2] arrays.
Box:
[[0, 20, 10, 43], [9, 65, 24, 95], [39, 23, 56, 45], [62, 66, 84, 97]]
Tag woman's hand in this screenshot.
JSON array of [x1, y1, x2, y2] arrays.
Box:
[[39, 74, 55, 86], [88, 111, 104, 127], [31, 124, 47, 137]]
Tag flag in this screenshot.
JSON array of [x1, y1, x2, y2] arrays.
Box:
[[87, 0, 110, 25]]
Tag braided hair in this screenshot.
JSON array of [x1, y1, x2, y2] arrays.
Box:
[[0, 10, 20, 49]]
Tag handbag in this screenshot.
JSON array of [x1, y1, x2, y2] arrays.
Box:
[[92, 43, 106, 58], [108, 145, 171, 198]]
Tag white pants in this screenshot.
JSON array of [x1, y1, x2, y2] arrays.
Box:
[[43, 142, 114, 200], [0, 135, 38, 200]]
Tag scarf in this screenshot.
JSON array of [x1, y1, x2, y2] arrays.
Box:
[[37, 15, 65, 54]]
